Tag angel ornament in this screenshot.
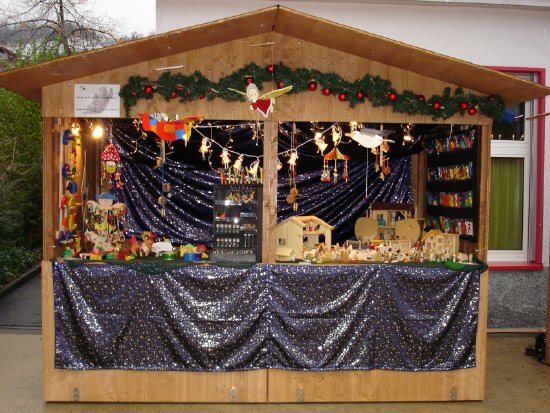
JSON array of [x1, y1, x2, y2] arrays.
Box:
[[229, 83, 292, 118]]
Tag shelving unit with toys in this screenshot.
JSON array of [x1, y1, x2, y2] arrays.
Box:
[[424, 126, 479, 241]]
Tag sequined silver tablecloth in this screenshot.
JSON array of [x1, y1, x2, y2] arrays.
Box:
[[53, 261, 479, 372]]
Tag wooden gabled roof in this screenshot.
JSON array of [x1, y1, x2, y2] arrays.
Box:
[[0, 5, 548, 104]]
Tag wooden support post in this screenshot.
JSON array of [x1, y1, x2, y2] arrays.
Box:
[[477, 124, 492, 262], [262, 121, 278, 263], [42, 118, 56, 260]]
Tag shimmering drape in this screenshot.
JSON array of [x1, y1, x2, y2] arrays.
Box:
[[112, 121, 413, 245], [54, 261, 479, 371]]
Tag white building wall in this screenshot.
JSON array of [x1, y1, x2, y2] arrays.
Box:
[[157, 0, 550, 266]]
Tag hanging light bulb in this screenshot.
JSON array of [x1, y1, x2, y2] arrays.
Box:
[[92, 124, 104, 139], [276, 158, 283, 170]]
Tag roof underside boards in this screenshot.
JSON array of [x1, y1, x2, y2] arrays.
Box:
[[272, 7, 549, 105], [0, 5, 548, 105]]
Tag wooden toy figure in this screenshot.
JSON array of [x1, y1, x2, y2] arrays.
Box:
[[229, 83, 292, 118]]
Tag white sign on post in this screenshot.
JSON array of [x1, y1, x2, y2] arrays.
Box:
[[74, 84, 121, 118]]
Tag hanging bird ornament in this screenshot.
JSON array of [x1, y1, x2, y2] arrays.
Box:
[[346, 127, 394, 148], [141, 113, 203, 145], [345, 127, 394, 198], [229, 83, 292, 118]]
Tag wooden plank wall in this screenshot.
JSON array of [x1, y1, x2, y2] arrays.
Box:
[[40, 30, 492, 402], [41, 33, 493, 126]]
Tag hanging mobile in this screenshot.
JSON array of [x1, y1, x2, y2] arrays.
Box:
[[346, 127, 394, 198]]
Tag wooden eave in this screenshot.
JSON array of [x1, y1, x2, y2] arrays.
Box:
[[0, 5, 548, 105]]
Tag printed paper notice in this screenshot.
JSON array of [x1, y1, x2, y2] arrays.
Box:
[[74, 84, 120, 117]]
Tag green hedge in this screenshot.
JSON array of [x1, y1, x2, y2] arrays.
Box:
[[0, 246, 41, 287]]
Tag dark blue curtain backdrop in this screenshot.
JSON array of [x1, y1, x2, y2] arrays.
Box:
[[112, 120, 416, 246]]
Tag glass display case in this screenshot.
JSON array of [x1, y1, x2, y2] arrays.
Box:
[[211, 184, 262, 262]]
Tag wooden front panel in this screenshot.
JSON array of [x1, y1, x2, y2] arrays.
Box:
[[267, 270, 488, 402], [43, 260, 487, 402], [41, 261, 267, 402]]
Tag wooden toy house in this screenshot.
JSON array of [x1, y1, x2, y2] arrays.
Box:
[[422, 229, 460, 259], [368, 202, 415, 240], [276, 215, 334, 260]]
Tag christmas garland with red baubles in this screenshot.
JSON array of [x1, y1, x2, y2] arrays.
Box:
[[119, 62, 504, 120]]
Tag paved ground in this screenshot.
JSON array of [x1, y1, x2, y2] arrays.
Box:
[[1, 274, 550, 412], [0, 273, 41, 330]]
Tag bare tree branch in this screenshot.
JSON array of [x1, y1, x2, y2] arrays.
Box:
[[0, 0, 122, 55]]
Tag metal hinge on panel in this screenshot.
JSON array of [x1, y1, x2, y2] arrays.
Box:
[[230, 386, 237, 402], [450, 386, 458, 401], [72, 386, 80, 401], [297, 386, 305, 402]]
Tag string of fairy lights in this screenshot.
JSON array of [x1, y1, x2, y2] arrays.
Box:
[[129, 117, 382, 175]]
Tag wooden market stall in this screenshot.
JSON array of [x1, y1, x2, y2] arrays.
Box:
[[1, 5, 549, 404]]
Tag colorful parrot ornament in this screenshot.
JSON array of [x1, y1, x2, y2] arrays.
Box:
[[141, 113, 203, 145]]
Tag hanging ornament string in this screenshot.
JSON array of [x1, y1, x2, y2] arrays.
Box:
[[192, 121, 341, 162], [134, 116, 355, 185], [286, 122, 299, 211]]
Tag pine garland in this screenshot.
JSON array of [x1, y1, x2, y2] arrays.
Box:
[[119, 62, 505, 120]]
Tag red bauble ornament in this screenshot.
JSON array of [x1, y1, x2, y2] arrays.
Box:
[[459, 101, 469, 111], [417, 94, 426, 102], [175, 84, 184, 91], [170, 90, 178, 99], [338, 92, 347, 102], [185, 90, 191, 96], [143, 85, 154, 95], [388, 92, 397, 101], [308, 81, 318, 91], [245, 76, 254, 85], [467, 106, 478, 116], [356, 91, 365, 100], [199, 95, 205, 100], [266, 64, 275, 73], [432, 101, 442, 110], [488, 95, 495, 102], [322, 88, 331, 96], [277, 80, 284, 89]]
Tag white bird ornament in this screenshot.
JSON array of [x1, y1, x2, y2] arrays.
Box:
[[345, 128, 394, 199]]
